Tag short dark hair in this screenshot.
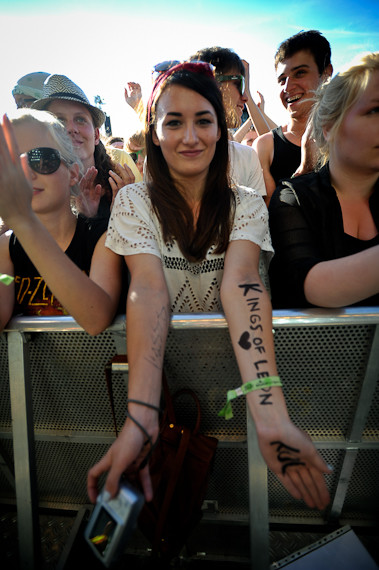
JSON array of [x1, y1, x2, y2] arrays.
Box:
[[274, 30, 332, 75], [189, 46, 245, 76]]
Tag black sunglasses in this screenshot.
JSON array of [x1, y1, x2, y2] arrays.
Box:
[[26, 147, 64, 175]]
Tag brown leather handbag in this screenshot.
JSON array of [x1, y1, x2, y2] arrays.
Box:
[[105, 356, 218, 559]]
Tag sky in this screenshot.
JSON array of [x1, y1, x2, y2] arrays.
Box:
[[1, 0, 378, 137]]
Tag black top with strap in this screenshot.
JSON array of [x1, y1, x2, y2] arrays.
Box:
[[9, 215, 108, 317], [268, 164, 379, 309], [270, 126, 301, 186]]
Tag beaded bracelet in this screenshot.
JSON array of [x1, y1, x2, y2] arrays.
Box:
[[218, 376, 282, 420]]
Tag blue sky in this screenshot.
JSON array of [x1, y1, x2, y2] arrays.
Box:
[[1, 0, 378, 134]]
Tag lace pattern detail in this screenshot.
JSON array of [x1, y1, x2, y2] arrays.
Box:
[[106, 182, 273, 312]]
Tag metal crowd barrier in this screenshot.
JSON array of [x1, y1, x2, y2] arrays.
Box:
[[1, 307, 379, 569]]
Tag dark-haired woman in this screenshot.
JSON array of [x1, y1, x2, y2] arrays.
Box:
[[87, 62, 331, 510]]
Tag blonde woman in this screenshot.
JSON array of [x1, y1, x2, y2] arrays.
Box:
[[269, 52, 379, 309], [0, 109, 122, 331]]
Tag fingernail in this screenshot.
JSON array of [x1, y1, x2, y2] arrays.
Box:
[[102, 489, 111, 502], [327, 464, 334, 471]]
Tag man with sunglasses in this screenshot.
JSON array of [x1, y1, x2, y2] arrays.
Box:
[[253, 30, 333, 203], [189, 47, 275, 136]]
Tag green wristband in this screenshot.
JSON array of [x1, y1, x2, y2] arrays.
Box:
[[0, 274, 14, 286], [218, 376, 282, 420]]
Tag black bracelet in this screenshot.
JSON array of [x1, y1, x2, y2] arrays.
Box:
[[125, 407, 160, 470], [127, 398, 162, 414]]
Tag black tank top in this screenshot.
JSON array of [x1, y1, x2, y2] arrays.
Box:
[[269, 126, 301, 186]]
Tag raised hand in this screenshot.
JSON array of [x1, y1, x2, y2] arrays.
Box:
[[108, 163, 135, 210], [0, 114, 34, 227], [76, 166, 102, 218], [256, 90, 265, 111], [124, 82, 143, 111]]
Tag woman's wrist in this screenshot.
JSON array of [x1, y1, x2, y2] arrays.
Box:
[[246, 386, 290, 430]]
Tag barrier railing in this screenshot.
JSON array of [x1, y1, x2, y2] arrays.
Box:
[[1, 307, 378, 569]]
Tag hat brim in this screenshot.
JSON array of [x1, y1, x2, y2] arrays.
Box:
[[32, 94, 105, 128]]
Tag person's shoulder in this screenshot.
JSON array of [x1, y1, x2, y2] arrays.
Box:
[[229, 140, 252, 153], [0, 231, 11, 253], [229, 140, 260, 164], [232, 183, 266, 206], [270, 168, 328, 208], [113, 180, 152, 213], [252, 131, 274, 156], [229, 141, 258, 161], [118, 180, 149, 199]]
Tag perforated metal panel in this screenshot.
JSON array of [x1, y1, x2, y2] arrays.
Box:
[[27, 330, 128, 432], [341, 450, 379, 520], [363, 382, 379, 441], [273, 325, 375, 439], [206, 447, 249, 516], [1, 316, 378, 526], [0, 334, 11, 429]]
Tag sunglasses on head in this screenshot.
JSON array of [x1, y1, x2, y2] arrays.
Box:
[[152, 60, 215, 80], [147, 60, 216, 124], [153, 60, 181, 74], [26, 147, 64, 175], [216, 74, 245, 95]]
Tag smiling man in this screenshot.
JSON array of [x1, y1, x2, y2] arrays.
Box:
[[253, 30, 333, 202]]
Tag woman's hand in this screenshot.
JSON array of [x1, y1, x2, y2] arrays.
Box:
[[241, 59, 251, 97], [256, 419, 331, 510], [0, 114, 34, 228], [108, 163, 135, 210], [124, 82, 143, 111], [76, 166, 102, 218], [87, 411, 159, 503], [256, 90, 265, 112]]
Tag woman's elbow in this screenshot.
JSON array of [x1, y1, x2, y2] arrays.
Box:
[[77, 304, 117, 336]]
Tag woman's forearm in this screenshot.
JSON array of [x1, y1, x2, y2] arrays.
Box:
[[220, 257, 331, 510], [246, 96, 271, 136], [304, 245, 379, 307], [125, 275, 171, 407], [220, 269, 290, 430]]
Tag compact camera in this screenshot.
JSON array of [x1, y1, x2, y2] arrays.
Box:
[[84, 481, 144, 567]]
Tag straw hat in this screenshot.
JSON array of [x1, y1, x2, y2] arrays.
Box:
[[32, 74, 105, 128]]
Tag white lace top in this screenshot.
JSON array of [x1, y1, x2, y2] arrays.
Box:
[[106, 182, 273, 312]]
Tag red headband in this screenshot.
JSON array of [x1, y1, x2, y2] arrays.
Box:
[[146, 61, 215, 125]]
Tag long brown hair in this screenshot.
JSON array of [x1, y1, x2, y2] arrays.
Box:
[[146, 65, 234, 262], [94, 140, 115, 203]]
